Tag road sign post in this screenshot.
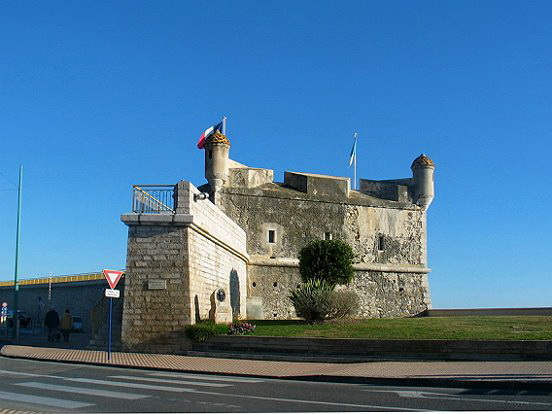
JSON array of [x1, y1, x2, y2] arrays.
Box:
[[108, 296, 113, 361], [102, 270, 124, 361]]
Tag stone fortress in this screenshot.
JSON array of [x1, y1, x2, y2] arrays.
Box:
[[120, 131, 435, 352]]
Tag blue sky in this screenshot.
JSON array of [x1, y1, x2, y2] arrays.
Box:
[[1, 1, 550, 308]]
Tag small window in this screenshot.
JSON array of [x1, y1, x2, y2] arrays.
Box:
[[208, 150, 213, 159], [268, 230, 276, 243], [378, 235, 385, 251], [252, 282, 256, 288], [324, 232, 332, 240], [273, 282, 278, 287]]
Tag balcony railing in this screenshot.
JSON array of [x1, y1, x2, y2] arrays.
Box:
[[132, 185, 176, 213]]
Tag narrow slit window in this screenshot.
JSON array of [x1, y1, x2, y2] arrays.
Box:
[[208, 150, 213, 159], [324, 232, 332, 240], [378, 235, 385, 251], [268, 230, 276, 243]]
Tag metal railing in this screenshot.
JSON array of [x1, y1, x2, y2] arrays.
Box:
[[0, 272, 108, 287], [132, 185, 176, 213]]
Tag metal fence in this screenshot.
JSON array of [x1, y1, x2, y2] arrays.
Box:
[[132, 185, 176, 213]]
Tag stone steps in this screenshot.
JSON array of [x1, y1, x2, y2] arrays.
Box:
[[192, 336, 552, 361], [185, 350, 386, 363]]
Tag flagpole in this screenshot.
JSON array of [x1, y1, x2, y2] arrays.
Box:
[[353, 132, 358, 190], [222, 116, 227, 135]]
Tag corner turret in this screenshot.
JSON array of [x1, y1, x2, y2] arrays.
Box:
[[204, 131, 230, 203], [410, 154, 435, 209]]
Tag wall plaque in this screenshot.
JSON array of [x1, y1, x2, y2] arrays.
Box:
[[148, 279, 167, 290]]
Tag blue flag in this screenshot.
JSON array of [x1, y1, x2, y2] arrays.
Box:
[[348, 133, 357, 167]]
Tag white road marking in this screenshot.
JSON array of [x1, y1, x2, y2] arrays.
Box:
[[0, 370, 42, 377], [65, 377, 196, 393], [147, 372, 264, 383], [0, 369, 64, 379], [109, 375, 231, 388], [395, 390, 551, 406], [0, 390, 93, 409], [16, 381, 150, 400], [167, 388, 432, 411]]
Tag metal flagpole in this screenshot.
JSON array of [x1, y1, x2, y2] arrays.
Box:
[[222, 116, 227, 135], [13, 165, 23, 341], [353, 132, 358, 190]]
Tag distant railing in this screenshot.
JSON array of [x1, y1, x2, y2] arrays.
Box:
[[0, 272, 108, 287], [132, 185, 176, 213]]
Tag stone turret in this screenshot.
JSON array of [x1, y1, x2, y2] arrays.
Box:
[[410, 154, 435, 208], [204, 131, 230, 203]]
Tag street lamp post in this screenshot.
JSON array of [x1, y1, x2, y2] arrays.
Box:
[[12, 166, 22, 341]]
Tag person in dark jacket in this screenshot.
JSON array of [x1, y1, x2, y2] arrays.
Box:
[[44, 308, 60, 342]]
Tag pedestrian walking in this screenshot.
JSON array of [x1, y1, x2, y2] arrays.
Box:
[[60, 308, 73, 342], [44, 308, 60, 342]]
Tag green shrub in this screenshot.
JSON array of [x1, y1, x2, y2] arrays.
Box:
[[185, 321, 229, 342], [290, 281, 359, 323], [327, 290, 359, 319], [298, 239, 355, 287], [289, 279, 334, 323]]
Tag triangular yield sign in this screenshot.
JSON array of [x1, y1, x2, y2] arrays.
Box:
[[102, 269, 124, 289]]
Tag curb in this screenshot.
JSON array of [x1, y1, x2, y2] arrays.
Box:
[[285, 375, 552, 392], [2, 345, 551, 392]]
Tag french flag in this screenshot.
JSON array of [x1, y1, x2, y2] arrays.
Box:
[[197, 121, 223, 149]]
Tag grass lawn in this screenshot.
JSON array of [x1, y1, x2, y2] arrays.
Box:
[[247, 316, 552, 340]]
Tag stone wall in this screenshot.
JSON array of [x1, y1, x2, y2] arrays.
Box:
[[351, 270, 430, 317], [176, 181, 248, 323], [219, 178, 431, 319], [0, 280, 107, 331], [246, 262, 430, 320], [120, 223, 190, 353], [220, 186, 425, 265], [120, 181, 248, 353], [247, 261, 302, 320]]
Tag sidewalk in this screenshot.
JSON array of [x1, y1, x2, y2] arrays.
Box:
[[1, 344, 551, 391]]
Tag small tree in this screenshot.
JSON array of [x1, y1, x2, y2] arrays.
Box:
[[298, 239, 355, 287]]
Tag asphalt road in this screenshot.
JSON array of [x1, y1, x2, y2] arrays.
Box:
[[0, 357, 550, 412]]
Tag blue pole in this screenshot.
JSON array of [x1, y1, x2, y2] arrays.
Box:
[[108, 297, 113, 361]]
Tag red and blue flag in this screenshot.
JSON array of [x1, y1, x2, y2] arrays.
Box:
[[197, 121, 223, 149]]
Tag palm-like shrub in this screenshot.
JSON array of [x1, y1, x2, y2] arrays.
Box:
[[289, 279, 333, 323]]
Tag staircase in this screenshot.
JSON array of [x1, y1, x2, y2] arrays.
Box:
[[87, 296, 124, 351]]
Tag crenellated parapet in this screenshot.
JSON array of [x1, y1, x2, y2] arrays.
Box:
[[202, 129, 434, 209]]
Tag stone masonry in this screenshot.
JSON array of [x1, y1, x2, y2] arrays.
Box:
[[120, 181, 247, 353], [216, 171, 432, 319]]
